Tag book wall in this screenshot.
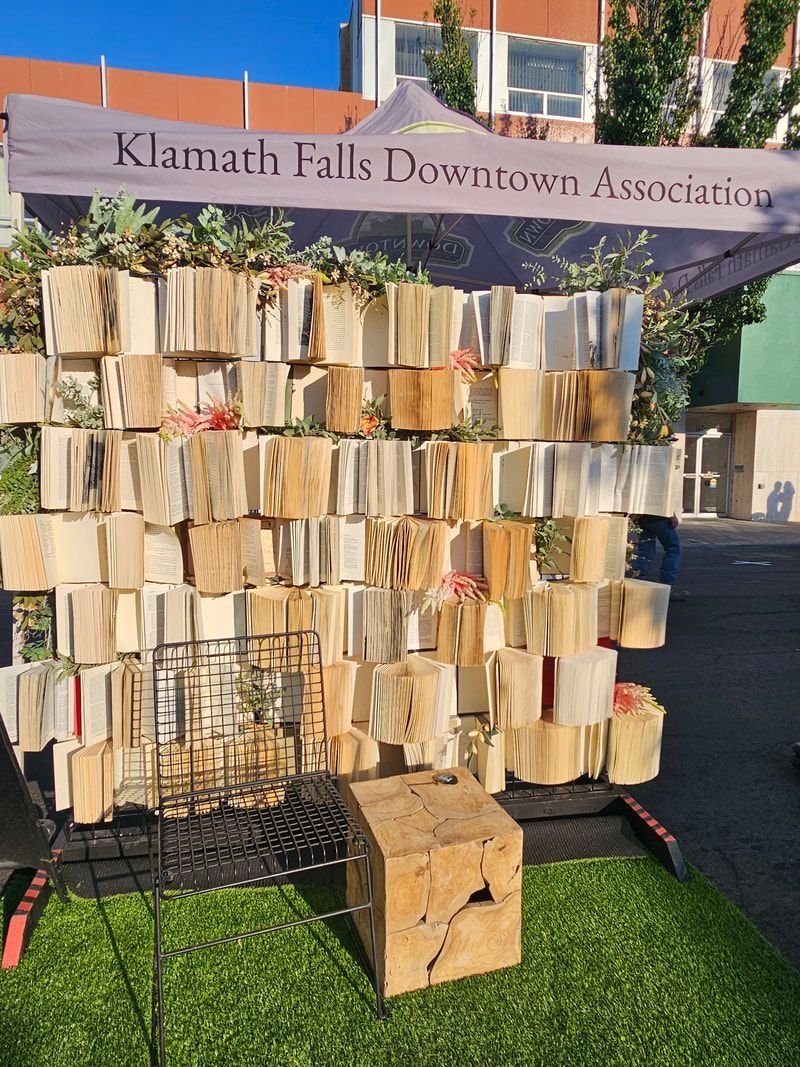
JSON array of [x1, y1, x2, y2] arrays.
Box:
[[0, 265, 678, 823]]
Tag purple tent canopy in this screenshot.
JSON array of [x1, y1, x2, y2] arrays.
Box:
[[5, 81, 800, 299]]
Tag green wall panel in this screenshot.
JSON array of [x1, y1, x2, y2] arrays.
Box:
[[691, 273, 800, 407]]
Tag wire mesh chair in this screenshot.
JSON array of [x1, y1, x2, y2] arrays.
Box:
[[149, 631, 385, 1066]]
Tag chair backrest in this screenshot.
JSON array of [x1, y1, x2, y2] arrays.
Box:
[[152, 631, 327, 806]]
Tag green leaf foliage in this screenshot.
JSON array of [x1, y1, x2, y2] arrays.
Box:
[[423, 1, 478, 117]]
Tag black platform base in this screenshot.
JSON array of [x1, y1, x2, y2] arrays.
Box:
[[55, 780, 688, 884], [495, 779, 689, 882]]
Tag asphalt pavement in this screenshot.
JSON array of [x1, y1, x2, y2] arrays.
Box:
[[621, 518, 800, 968]]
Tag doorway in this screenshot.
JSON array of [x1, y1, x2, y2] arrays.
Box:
[[682, 432, 731, 517]]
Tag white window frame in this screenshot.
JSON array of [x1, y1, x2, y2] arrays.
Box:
[[505, 35, 587, 122], [393, 20, 479, 91], [705, 58, 788, 142]]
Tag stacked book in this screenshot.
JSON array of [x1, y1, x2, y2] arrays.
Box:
[[0, 265, 675, 821]]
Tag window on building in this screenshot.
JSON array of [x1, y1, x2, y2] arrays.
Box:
[[507, 38, 585, 119], [394, 22, 477, 87], [709, 60, 784, 137]]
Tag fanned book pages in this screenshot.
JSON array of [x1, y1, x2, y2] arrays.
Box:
[[103, 512, 146, 589], [135, 433, 193, 525], [100, 354, 163, 429], [613, 444, 682, 517], [482, 519, 537, 600], [497, 367, 545, 438], [368, 655, 452, 745], [489, 285, 516, 365], [331, 439, 415, 517], [188, 430, 248, 524], [428, 285, 463, 366], [436, 599, 505, 667], [236, 362, 290, 427], [569, 515, 629, 582], [322, 660, 358, 737], [571, 291, 602, 369], [544, 370, 634, 442], [395, 282, 431, 367], [258, 435, 333, 519], [70, 741, 114, 824], [41, 267, 159, 357], [325, 365, 364, 433], [599, 288, 645, 371], [552, 646, 618, 726], [364, 516, 447, 591], [390, 368, 456, 431], [423, 441, 494, 520], [514, 719, 585, 786], [0, 512, 110, 590], [39, 426, 118, 513], [274, 515, 365, 586], [246, 585, 346, 666], [485, 647, 543, 729], [363, 587, 413, 662], [55, 584, 117, 664], [162, 267, 259, 357], [0, 353, 47, 423], [188, 521, 244, 594], [542, 297, 574, 370], [308, 281, 363, 365], [139, 584, 198, 650], [523, 581, 598, 657], [328, 727, 379, 794], [607, 708, 664, 784], [618, 578, 670, 648]]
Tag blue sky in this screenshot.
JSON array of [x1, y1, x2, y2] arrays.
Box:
[[2, 1, 353, 89]]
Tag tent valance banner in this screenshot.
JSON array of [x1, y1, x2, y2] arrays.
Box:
[[5, 82, 800, 299]]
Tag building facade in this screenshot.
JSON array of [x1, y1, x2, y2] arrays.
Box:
[[2, 0, 800, 520]]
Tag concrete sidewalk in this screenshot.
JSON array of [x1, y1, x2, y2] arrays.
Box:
[[621, 518, 800, 968]]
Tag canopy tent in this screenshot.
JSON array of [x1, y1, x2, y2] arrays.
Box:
[[5, 80, 800, 300]]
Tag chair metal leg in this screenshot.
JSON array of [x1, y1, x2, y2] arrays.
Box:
[[152, 876, 167, 1067], [44, 856, 68, 905], [363, 850, 387, 1020]]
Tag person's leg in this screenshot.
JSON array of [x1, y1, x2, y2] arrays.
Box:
[[631, 526, 657, 579], [655, 520, 682, 586]]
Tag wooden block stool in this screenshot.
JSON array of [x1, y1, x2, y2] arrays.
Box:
[[346, 766, 522, 997]]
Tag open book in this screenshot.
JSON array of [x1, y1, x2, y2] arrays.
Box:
[[389, 368, 456, 431], [364, 516, 447, 591], [422, 441, 495, 521], [0, 353, 47, 423], [485, 647, 543, 729], [188, 430, 248, 524], [100, 354, 163, 429], [162, 267, 259, 357], [483, 518, 537, 600], [436, 599, 504, 667], [607, 707, 663, 784], [258, 435, 333, 519], [369, 655, 453, 745], [42, 267, 160, 357], [523, 581, 598, 657], [236, 361, 290, 427], [331, 439, 415, 517], [553, 645, 618, 726]]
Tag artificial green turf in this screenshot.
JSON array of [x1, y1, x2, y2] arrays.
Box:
[[1, 857, 799, 1067]]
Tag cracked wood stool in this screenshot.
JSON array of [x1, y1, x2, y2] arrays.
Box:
[[346, 766, 522, 997]]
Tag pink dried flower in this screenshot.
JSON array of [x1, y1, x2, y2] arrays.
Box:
[[613, 682, 666, 716], [422, 571, 489, 614], [161, 395, 241, 438], [450, 348, 481, 384]]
